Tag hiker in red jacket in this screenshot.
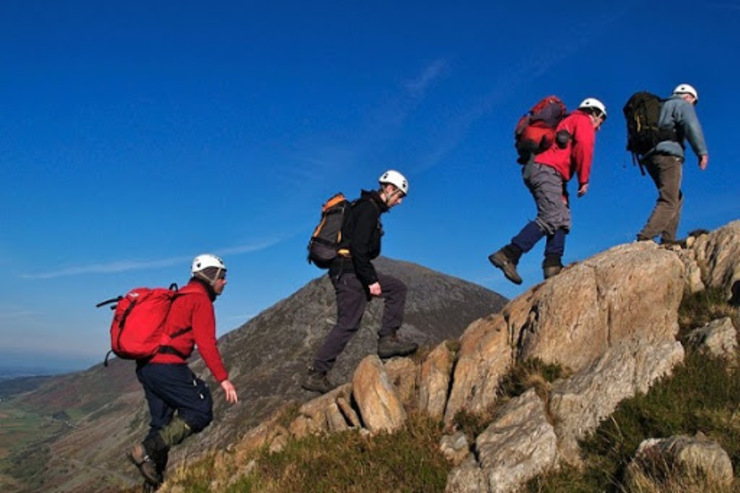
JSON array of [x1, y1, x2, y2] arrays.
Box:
[[128, 254, 238, 488], [489, 98, 607, 284]]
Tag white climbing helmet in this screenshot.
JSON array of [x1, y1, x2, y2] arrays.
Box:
[[578, 98, 607, 119], [378, 169, 409, 195], [673, 83, 699, 101], [191, 254, 226, 276]]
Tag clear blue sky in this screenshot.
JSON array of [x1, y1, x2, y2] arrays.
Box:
[[1, 1, 738, 372]]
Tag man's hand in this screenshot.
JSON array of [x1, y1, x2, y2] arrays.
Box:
[[577, 183, 589, 197], [220, 379, 238, 404], [699, 154, 709, 170], [368, 282, 382, 297]]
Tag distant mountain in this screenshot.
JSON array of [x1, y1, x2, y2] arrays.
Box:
[[2, 257, 506, 493], [0, 375, 52, 400]]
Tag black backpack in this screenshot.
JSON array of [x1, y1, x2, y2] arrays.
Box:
[[307, 193, 350, 268], [623, 92, 678, 172]]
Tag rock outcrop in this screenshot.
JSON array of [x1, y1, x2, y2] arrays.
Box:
[[625, 434, 734, 491], [202, 221, 740, 493]]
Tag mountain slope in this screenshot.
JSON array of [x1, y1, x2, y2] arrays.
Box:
[[3, 257, 506, 492]]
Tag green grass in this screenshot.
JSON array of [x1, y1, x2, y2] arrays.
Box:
[[0, 404, 66, 492], [166, 413, 451, 493]]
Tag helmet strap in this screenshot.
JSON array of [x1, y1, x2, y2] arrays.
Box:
[[195, 267, 223, 287]]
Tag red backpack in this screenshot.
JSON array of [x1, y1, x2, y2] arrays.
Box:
[[97, 284, 198, 364], [514, 96, 568, 164]]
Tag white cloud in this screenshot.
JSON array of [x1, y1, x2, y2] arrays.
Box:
[[0, 311, 34, 320], [21, 239, 283, 279], [405, 59, 448, 96]]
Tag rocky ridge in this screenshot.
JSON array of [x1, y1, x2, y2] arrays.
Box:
[[169, 221, 740, 493]]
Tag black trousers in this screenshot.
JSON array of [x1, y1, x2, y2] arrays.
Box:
[[313, 272, 407, 373], [136, 362, 213, 441]]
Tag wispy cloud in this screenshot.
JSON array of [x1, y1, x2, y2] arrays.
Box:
[[21, 238, 283, 279], [214, 238, 284, 256], [0, 311, 34, 319], [414, 9, 628, 174], [405, 59, 449, 96], [279, 59, 450, 190]]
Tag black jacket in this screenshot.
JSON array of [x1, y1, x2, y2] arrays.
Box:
[[330, 189, 388, 286]]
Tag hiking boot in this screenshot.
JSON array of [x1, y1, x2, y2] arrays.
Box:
[[301, 368, 334, 394], [635, 234, 657, 243], [127, 443, 162, 486], [660, 238, 686, 248], [488, 250, 522, 285], [377, 334, 418, 359], [142, 481, 160, 493], [542, 255, 563, 280], [543, 265, 562, 279]]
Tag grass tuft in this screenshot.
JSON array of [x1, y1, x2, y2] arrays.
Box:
[[164, 413, 450, 493]]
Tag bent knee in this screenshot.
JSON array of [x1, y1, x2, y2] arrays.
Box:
[[183, 410, 213, 433]]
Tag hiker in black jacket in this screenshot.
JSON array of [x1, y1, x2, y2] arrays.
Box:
[[302, 170, 418, 394]]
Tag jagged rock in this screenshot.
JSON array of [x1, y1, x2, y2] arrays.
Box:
[[352, 356, 407, 433], [673, 247, 706, 293], [474, 389, 557, 493], [446, 243, 684, 426], [445, 315, 514, 422], [336, 395, 362, 428], [326, 402, 352, 433], [549, 339, 684, 465], [690, 220, 740, 300], [439, 431, 470, 466], [687, 317, 738, 362], [446, 454, 488, 493], [418, 342, 454, 419], [519, 243, 685, 368], [232, 417, 288, 465], [625, 434, 734, 490], [384, 357, 418, 407], [288, 384, 352, 438]]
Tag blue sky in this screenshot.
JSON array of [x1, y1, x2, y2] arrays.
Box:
[[1, 1, 738, 373]]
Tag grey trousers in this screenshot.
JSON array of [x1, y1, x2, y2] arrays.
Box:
[[313, 272, 407, 373], [639, 154, 684, 242], [525, 162, 571, 235]]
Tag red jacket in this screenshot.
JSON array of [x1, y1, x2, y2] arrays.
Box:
[[535, 110, 596, 186], [150, 280, 229, 383]]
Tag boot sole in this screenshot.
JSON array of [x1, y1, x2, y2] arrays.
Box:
[[378, 346, 418, 359], [127, 447, 162, 486], [488, 254, 523, 285]]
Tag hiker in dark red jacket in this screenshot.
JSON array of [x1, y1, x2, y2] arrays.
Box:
[[128, 254, 238, 488], [489, 98, 607, 284], [301, 170, 418, 394]]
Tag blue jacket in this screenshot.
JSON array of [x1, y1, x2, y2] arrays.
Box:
[[650, 95, 708, 159]]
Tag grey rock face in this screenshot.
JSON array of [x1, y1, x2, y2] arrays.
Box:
[[626, 434, 734, 490]]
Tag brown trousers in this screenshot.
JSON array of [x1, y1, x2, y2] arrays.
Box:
[[638, 154, 684, 242]]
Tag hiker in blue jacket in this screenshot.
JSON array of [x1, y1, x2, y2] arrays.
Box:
[[637, 84, 709, 245]]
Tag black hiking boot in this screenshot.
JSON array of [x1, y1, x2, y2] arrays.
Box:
[[488, 249, 523, 285], [142, 480, 161, 492], [377, 334, 418, 359], [301, 368, 334, 394], [127, 443, 162, 487], [542, 255, 563, 280]]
